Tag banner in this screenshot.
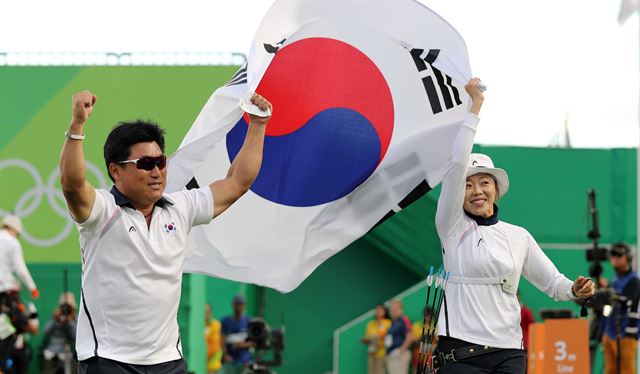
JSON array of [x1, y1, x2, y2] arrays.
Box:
[[168, 0, 473, 292]]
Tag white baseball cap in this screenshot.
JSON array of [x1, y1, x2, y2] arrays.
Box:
[[466, 153, 510, 198], [2, 215, 23, 235]]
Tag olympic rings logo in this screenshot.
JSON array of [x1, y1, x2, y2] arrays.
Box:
[[0, 158, 108, 247]]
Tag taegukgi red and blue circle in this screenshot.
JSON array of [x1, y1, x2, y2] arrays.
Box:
[[226, 37, 394, 207]]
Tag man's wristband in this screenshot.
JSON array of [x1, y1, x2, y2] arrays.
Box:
[[65, 131, 85, 140]]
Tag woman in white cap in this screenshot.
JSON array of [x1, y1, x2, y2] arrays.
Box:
[[431, 79, 595, 373]]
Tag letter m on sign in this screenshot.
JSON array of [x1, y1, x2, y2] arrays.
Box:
[[410, 49, 462, 114]]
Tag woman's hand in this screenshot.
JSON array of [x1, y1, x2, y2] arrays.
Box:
[[572, 276, 595, 298], [464, 78, 484, 115]]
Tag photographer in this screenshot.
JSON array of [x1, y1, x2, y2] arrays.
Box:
[[42, 292, 77, 374], [0, 292, 38, 374], [600, 243, 640, 374], [0, 215, 40, 374]]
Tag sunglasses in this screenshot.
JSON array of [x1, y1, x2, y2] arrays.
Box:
[[118, 155, 167, 171], [610, 251, 626, 258]]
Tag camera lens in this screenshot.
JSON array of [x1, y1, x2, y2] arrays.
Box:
[[60, 303, 72, 316]]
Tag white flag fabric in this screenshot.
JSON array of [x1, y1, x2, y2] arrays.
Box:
[[167, 0, 473, 292]]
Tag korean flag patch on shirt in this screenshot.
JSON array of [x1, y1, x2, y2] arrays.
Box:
[[164, 222, 177, 234]]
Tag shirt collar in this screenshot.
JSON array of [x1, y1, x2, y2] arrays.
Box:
[[109, 186, 172, 209], [464, 204, 499, 226]]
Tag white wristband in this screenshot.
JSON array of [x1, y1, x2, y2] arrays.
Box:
[[65, 131, 85, 140]]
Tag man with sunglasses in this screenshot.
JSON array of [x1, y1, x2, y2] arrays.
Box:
[[59, 90, 272, 374], [600, 242, 640, 374]]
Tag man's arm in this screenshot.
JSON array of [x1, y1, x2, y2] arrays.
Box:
[[221, 328, 233, 363], [209, 93, 271, 218], [59, 91, 97, 223], [400, 317, 413, 351], [235, 340, 256, 349]]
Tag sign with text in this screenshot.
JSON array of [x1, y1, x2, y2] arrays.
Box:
[[528, 319, 589, 374]]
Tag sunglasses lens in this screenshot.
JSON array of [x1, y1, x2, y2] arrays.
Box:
[[156, 155, 167, 170], [136, 155, 166, 171], [136, 157, 156, 170]]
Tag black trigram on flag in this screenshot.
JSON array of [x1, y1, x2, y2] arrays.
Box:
[[263, 38, 287, 54], [225, 63, 247, 87], [410, 49, 462, 114]]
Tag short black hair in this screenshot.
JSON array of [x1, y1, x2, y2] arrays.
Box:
[[103, 120, 166, 182], [611, 242, 632, 259]]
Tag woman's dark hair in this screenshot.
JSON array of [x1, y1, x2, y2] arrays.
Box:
[[375, 303, 390, 319], [103, 120, 166, 181], [491, 175, 500, 199]]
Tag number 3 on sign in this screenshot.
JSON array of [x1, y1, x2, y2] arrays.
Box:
[[554, 340, 567, 361]]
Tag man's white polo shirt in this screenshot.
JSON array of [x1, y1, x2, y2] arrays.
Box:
[[74, 186, 213, 365]]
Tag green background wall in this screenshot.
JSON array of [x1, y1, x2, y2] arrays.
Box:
[[1, 66, 636, 374]]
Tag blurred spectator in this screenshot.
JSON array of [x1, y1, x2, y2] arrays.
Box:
[[0, 215, 39, 298], [41, 292, 77, 374], [601, 242, 639, 374], [0, 291, 38, 374], [205, 304, 222, 374], [221, 295, 254, 374], [411, 307, 437, 372], [385, 300, 412, 374], [1, 215, 40, 373], [518, 292, 534, 350], [361, 303, 391, 374]]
